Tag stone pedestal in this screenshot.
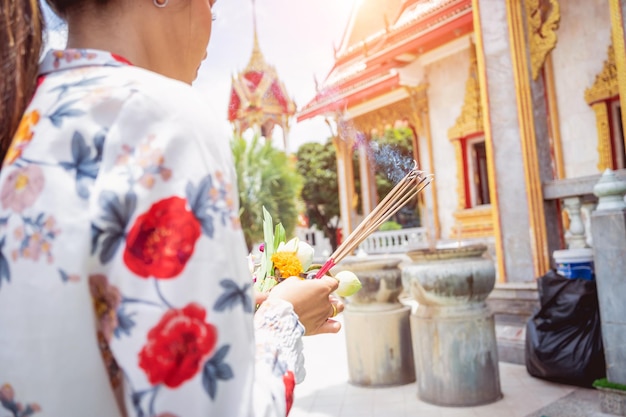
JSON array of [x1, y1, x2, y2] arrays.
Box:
[[344, 304, 415, 387], [410, 304, 500, 406], [591, 170, 626, 386], [402, 245, 502, 406], [334, 257, 415, 387]]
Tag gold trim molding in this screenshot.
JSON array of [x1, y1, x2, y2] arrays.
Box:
[[524, 0, 561, 80], [544, 56, 565, 179], [448, 45, 483, 140], [591, 102, 613, 171], [507, 0, 551, 277], [451, 139, 467, 210], [609, 0, 626, 148], [585, 43, 619, 105], [452, 206, 494, 239], [473, 0, 505, 281], [585, 43, 618, 171]]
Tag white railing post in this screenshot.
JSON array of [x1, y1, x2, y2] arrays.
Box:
[[563, 196, 587, 248], [581, 200, 597, 248]]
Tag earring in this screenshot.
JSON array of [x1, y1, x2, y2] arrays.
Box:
[[153, 0, 168, 8]]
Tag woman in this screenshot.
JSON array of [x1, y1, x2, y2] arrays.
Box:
[[0, 1, 344, 416]]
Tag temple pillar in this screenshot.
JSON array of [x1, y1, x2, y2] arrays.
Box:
[[333, 123, 357, 236], [472, 0, 561, 282], [610, 0, 626, 141], [407, 85, 441, 240], [357, 134, 377, 217]]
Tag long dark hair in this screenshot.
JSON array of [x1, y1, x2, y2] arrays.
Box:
[[0, 0, 44, 165]]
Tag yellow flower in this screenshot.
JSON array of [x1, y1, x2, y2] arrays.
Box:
[[271, 251, 303, 278], [5, 110, 40, 165]]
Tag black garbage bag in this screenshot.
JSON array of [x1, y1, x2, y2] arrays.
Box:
[[525, 270, 605, 387]]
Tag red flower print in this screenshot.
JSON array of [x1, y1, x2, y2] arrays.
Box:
[[124, 197, 201, 278], [89, 275, 122, 341], [283, 371, 295, 415], [139, 303, 217, 388]]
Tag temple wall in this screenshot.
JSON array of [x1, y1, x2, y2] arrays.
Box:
[[551, 0, 612, 178], [425, 48, 471, 239]]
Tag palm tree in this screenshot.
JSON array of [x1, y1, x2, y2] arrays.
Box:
[[232, 135, 302, 251]]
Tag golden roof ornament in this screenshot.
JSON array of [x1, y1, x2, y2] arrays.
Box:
[[227, 0, 296, 148]]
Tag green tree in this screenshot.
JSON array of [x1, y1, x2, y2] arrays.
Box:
[[369, 126, 420, 227], [232, 135, 302, 251], [295, 141, 341, 251]]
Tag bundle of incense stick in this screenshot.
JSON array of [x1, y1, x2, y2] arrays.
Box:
[[315, 162, 433, 278]]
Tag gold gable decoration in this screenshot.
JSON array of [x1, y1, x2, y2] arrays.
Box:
[[353, 98, 417, 136], [585, 43, 619, 105], [447, 45, 483, 140], [525, 0, 561, 80], [352, 85, 429, 136]]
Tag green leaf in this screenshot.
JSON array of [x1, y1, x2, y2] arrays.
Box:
[[260, 206, 274, 283], [274, 223, 286, 252]]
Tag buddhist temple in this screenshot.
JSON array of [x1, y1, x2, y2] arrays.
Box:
[[227, 0, 296, 149], [297, 0, 625, 286]]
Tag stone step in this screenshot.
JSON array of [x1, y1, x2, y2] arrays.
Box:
[[487, 282, 539, 365]]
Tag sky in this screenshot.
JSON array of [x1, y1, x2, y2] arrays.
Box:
[[42, 0, 357, 154]]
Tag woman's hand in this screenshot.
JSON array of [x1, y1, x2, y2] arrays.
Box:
[[254, 289, 269, 306], [268, 276, 345, 335]]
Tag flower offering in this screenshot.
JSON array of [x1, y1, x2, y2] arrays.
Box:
[[252, 207, 361, 297]]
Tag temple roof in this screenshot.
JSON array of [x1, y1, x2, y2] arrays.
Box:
[[297, 0, 472, 122], [228, 6, 296, 137], [336, 0, 405, 58]]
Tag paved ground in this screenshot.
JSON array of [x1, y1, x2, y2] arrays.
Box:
[[290, 315, 589, 417]]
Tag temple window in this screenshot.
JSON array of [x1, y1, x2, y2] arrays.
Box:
[[466, 136, 490, 207], [585, 43, 624, 171], [447, 44, 494, 238]]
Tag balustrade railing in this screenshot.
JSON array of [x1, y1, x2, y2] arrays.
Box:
[[542, 169, 626, 249], [358, 227, 429, 254]]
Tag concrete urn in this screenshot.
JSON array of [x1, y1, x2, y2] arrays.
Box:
[[334, 257, 404, 308], [332, 256, 416, 387], [403, 244, 496, 307], [401, 244, 502, 407]]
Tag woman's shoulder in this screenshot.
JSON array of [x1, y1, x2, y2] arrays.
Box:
[[113, 66, 211, 123]]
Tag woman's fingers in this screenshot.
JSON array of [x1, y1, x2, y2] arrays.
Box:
[[254, 289, 268, 306], [329, 295, 344, 318], [309, 318, 342, 335], [267, 276, 344, 335]]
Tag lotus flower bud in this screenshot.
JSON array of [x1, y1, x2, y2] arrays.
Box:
[[334, 270, 362, 297]]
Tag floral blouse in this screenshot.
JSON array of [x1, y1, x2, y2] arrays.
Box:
[[0, 49, 304, 417]]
